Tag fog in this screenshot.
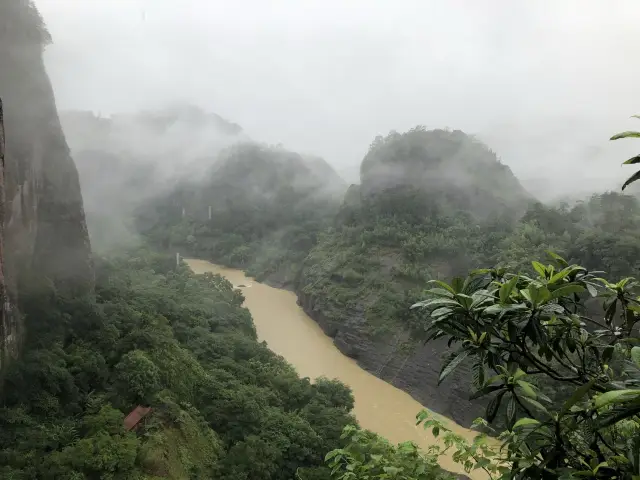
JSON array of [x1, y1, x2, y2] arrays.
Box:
[[36, 0, 640, 198]]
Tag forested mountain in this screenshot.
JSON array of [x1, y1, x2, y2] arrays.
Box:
[[138, 142, 347, 286], [5, 1, 639, 479], [297, 127, 534, 424], [0, 4, 366, 480], [60, 105, 245, 251], [359, 128, 531, 220], [145, 124, 640, 428], [0, 249, 360, 479]]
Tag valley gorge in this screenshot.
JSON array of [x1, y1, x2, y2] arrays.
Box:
[[2, 2, 638, 479]]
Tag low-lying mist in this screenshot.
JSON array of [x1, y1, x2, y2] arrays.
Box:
[[60, 104, 248, 250]]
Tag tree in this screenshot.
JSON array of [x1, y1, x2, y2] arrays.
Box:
[[114, 349, 161, 404], [411, 253, 640, 478]]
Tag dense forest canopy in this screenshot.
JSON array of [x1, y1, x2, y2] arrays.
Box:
[[140, 123, 640, 436], [137, 141, 347, 286], [0, 249, 360, 479], [59, 105, 246, 251]]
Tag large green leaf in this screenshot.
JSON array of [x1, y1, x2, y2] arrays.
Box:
[[411, 298, 459, 310], [516, 380, 537, 399], [623, 169, 640, 191], [470, 290, 494, 310], [423, 299, 462, 309], [451, 276, 465, 293], [546, 251, 569, 268], [426, 280, 455, 294], [513, 417, 540, 429], [623, 154, 640, 165], [610, 131, 640, 140], [486, 390, 506, 423], [499, 276, 519, 304], [472, 356, 486, 387], [548, 284, 585, 300], [632, 346, 640, 368], [506, 395, 517, 430], [548, 269, 571, 285], [531, 261, 547, 277], [483, 303, 507, 316], [594, 389, 640, 409], [519, 396, 551, 417], [438, 350, 470, 384], [470, 384, 505, 400], [559, 378, 597, 417], [527, 284, 550, 307]]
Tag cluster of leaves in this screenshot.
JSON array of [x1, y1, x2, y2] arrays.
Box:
[[325, 413, 498, 480], [0, 248, 357, 479], [324, 424, 451, 480], [412, 253, 640, 479]]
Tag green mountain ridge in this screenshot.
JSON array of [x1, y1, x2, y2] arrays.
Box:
[[137, 125, 539, 426], [142, 124, 640, 429], [138, 141, 347, 287], [359, 127, 532, 221]]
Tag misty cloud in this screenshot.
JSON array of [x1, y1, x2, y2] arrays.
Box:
[[36, 0, 640, 195]]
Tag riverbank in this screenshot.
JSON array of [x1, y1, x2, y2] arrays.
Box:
[[186, 258, 489, 479]]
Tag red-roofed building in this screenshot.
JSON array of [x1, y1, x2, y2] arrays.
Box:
[[124, 406, 152, 431]]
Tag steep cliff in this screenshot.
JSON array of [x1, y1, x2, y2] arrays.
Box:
[[0, 0, 93, 373]]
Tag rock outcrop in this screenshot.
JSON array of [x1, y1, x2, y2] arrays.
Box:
[[0, 1, 93, 374]]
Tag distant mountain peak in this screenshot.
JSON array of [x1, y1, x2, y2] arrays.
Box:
[[359, 126, 532, 220]]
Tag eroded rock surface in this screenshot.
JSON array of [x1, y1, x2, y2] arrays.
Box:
[[0, 1, 93, 374]]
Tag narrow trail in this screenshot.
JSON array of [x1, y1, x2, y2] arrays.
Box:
[[187, 258, 493, 479]]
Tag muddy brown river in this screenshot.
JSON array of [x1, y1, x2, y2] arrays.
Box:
[[186, 258, 489, 478]]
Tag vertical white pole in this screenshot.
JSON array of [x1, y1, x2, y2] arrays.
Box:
[[176, 252, 180, 267], [208, 205, 212, 220]]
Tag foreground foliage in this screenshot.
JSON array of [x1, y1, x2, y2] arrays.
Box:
[[0, 249, 357, 479], [611, 115, 640, 191], [326, 416, 496, 480], [412, 253, 640, 479]]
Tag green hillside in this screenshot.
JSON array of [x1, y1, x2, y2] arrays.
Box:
[[138, 142, 347, 287], [141, 125, 640, 428], [299, 127, 532, 337], [0, 249, 358, 479]]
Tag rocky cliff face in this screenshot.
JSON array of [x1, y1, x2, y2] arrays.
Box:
[[0, 1, 93, 374], [296, 290, 483, 426]]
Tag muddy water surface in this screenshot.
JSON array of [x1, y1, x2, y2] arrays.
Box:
[[186, 258, 489, 479]]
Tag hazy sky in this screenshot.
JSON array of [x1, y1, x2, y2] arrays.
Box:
[[36, 0, 640, 197]]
